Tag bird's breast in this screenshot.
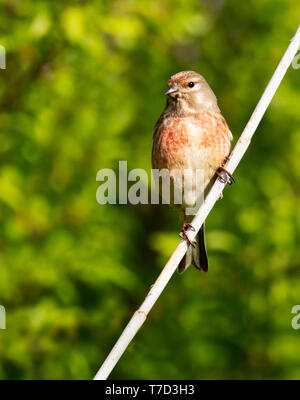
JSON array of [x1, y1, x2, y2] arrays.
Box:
[[153, 112, 231, 171], [159, 118, 189, 154]]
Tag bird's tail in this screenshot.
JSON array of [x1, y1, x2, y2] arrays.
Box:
[[178, 224, 208, 273]]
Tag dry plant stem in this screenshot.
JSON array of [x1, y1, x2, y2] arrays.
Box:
[[94, 25, 300, 380]]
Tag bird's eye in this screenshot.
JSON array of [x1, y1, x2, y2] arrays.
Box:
[[188, 82, 195, 88]]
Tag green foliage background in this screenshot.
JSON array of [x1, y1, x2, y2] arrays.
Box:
[[0, 0, 299, 379]]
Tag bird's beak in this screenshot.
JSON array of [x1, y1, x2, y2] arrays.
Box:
[[165, 87, 179, 96]]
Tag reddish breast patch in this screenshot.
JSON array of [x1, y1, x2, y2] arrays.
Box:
[[192, 113, 229, 148], [152, 111, 231, 172], [159, 118, 188, 153]]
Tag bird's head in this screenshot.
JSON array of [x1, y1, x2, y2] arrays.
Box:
[[165, 71, 220, 115]]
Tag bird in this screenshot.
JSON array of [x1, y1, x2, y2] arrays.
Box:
[[152, 70, 233, 273]]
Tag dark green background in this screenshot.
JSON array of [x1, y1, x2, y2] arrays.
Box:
[[0, 0, 299, 379]]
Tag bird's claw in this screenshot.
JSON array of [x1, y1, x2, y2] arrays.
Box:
[[217, 166, 235, 185], [183, 223, 195, 232], [179, 224, 196, 247]]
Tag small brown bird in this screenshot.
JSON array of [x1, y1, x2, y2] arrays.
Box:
[[152, 71, 233, 273]]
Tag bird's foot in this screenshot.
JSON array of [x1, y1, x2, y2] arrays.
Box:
[[179, 223, 196, 247], [216, 166, 235, 185]]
